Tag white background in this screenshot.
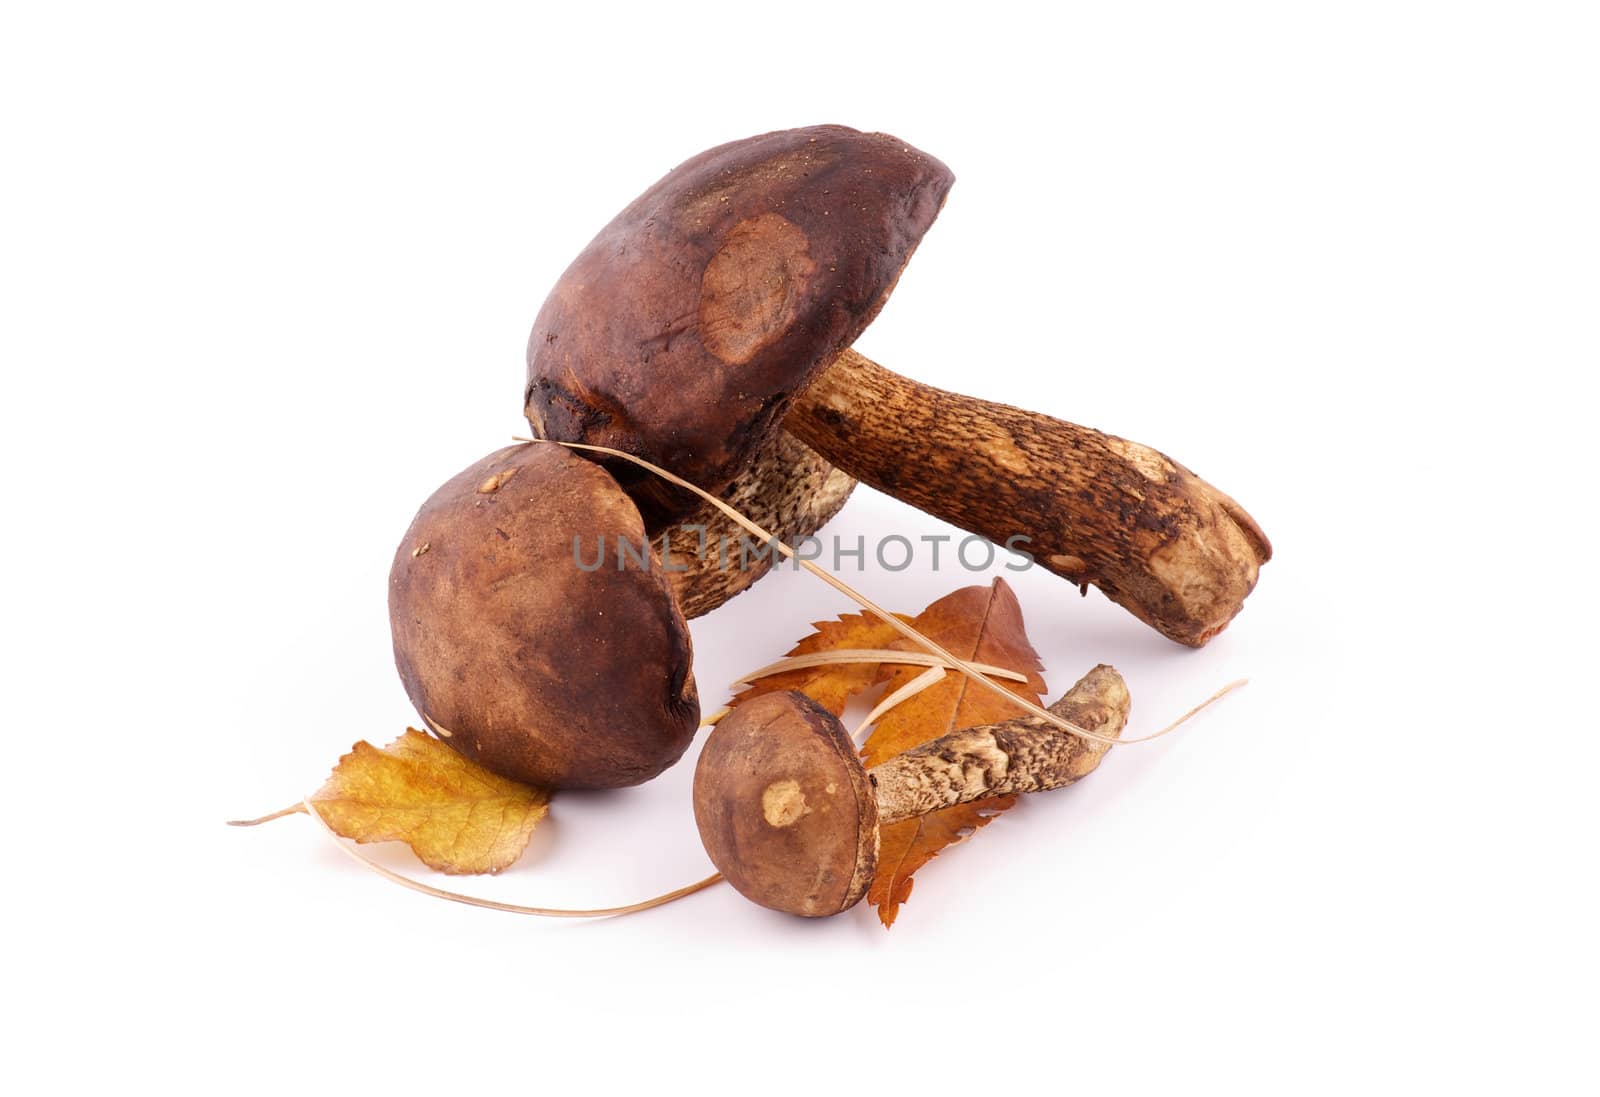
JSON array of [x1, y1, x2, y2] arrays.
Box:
[[5, 2, 1595, 1093]]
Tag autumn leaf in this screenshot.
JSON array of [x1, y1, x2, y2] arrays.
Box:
[[869, 794, 1017, 923], [728, 610, 912, 716], [860, 578, 1047, 766], [233, 729, 551, 875], [862, 578, 1047, 927]]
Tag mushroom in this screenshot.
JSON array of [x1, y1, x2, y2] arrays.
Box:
[[389, 443, 700, 789], [525, 124, 1270, 647], [692, 665, 1130, 917]]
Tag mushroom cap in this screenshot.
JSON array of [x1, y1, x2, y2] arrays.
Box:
[[389, 444, 700, 789], [525, 124, 953, 520], [692, 691, 878, 917]]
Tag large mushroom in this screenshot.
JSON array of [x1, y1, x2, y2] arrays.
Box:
[[525, 124, 1269, 646], [389, 444, 700, 789], [693, 666, 1130, 917]]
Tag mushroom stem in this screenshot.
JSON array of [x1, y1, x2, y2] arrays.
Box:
[[661, 431, 854, 618], [868, 664, 1131, 825], [784, 348, 1272, 647]]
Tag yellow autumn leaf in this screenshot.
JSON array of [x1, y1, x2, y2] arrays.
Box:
[[235, 729, 551, 874]]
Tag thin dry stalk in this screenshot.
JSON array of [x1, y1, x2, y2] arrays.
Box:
[[853, 666, 946, 742], [729, 649, 1028, 688], [299, 798, 724, 917]]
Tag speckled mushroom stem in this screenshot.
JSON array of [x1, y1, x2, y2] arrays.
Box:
[[868, 664, 1131, 825], [784, 349, 1273, 647], [663, 432, 854, 618]]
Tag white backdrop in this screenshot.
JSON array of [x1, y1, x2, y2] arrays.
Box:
[[5, 2, 1594, 1093]]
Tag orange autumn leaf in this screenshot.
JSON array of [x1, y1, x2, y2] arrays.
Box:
[[728, 610, 912, 716], [862, 578, 1048, 928], [861, 578, 1047, 766], [237, 729, 552, 875], [869, 794, 1017, 925]]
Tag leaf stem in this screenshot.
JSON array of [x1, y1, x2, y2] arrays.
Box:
[[226, 804, 307, 827]]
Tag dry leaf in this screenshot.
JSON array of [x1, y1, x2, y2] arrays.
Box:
[[860, 578, 1047, 766], [862, 578, 1047, 927], [728, 611, 911, 716], [306, 728, 550, 875], [869, 794, 1017, 925]]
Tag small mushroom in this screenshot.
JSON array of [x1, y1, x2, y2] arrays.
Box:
[[389, 444, 700, 789], [692, 665, 1130, 917], [525, 124, 1269, 646]]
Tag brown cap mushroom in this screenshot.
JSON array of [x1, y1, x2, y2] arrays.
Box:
[[389, 443, 700, 789], [693, 665, 1130, 917], [526, 124, 950, 524], [524, 124, 1270, 647]]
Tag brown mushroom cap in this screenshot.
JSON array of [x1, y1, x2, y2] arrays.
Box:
[[692, 691, 877, 917], [389, 444, 700, 789], [525, 124, 953, 521]]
